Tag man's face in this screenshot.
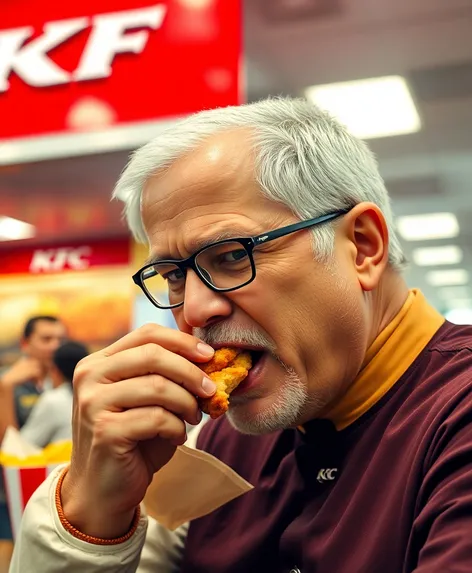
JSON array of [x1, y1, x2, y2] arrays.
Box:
[[142, 130, 372, 433], [22, 320, 66, 367]]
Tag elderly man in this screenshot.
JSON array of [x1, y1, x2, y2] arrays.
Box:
[[11, 98, 472, 572]]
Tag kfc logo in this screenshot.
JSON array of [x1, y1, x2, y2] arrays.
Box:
[[0, 4, 166, 92], [29, 246, 93, 272], [316, 468, 338, 483]]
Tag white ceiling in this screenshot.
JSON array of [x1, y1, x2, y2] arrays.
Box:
[[244, 0, 472, 313]]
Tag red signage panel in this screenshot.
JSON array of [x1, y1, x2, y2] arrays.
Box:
[[1, 238, 130, 274], [0, 0, 241, 139]]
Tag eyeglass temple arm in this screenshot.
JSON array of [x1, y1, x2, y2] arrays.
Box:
[[253, 210, 348, 246]]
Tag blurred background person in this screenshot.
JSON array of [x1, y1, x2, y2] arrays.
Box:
[[8, 341, 89, 448], [0, 338, 88, 446], [0, 339, 87, 546], [0, 315, 65, 544], [0, 315, 66, 431]]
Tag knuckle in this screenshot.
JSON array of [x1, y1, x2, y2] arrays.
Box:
[[73, 357, 94, 385], [76, 388, 97, 413], [142, 342, 162, 363], [138, 323, 161, 340], [93, 412, 115, 443], [151, 406, 166, 426], [149, 375, 167, 397]]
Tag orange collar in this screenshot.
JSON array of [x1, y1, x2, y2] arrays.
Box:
[[320, 289, 445, 430]]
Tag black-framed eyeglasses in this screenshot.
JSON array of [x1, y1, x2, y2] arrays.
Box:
[[133, 209, 349, 309]]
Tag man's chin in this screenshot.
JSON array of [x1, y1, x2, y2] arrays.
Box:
[[227, 387, 308, 435], [226, 398, 274, 435], [226, 410, 277, 436]]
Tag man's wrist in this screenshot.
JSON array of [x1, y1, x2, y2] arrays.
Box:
[[59, 469, 138, 541]]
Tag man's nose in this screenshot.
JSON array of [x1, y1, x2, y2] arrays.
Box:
[[181, 269, 232, 329]]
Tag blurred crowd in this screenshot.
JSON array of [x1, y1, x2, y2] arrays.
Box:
[[0, 315, 88, 542]]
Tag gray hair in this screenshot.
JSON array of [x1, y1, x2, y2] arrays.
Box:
[[113, 97, 405, 270]]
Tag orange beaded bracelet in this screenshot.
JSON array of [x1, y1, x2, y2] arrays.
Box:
[[55, 466, 141, 546]]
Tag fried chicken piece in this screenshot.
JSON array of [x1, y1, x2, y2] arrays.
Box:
[[198, 348, 253, 419]]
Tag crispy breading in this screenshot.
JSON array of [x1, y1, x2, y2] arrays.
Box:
[[199, 390, 229, 420], [208, 366, 250, 396], [230, 352, 252, 371], [200, 347, 239, 375], [198, 348, 253, 419]]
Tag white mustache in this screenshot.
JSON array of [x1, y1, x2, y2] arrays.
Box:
[[194, 323, 277, 354]]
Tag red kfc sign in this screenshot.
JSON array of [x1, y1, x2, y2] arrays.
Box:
[[0, 5, 167, 92], [1, 238, 130, 274], [0, 0, 241, 140]]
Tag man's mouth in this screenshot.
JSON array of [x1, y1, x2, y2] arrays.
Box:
[[211, 343, 266, 367], [249, 350, 265, 367]]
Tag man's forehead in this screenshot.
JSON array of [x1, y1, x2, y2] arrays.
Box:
[[141, 130, 263, 254], [141, 129, 297, 263], [142, 130, 255, 214], [33, 321, 64, 335]]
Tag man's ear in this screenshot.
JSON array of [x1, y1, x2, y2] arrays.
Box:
[[344, 203, 390, 291]]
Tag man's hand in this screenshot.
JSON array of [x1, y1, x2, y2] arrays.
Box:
[[61, 324, 216, 539], [0, 356, 43, 388]]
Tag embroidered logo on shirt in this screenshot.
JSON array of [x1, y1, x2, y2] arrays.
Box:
[[316, 468, 338, 483]]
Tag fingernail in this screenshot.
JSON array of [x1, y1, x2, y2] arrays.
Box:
[[202, 377, 217, 395], [197, 343, 214, 358]]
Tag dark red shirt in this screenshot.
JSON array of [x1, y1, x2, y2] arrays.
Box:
[[181, 320, 472, 573]]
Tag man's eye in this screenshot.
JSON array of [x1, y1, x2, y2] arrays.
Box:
[[163, 269, 185, 283], [222, 250, 248, 262]]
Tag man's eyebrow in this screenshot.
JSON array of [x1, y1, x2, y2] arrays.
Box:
[[144, 229, 253, 265]]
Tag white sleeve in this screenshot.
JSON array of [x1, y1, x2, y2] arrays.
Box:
[[9, 465, 148, 573], [10, 422, 206, 573], [137, 519, 188, 573]]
